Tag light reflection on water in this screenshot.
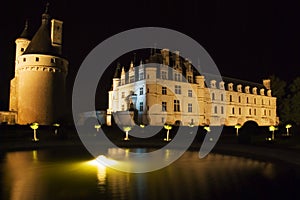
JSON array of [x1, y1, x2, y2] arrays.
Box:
[[0, 148, 298, 200]]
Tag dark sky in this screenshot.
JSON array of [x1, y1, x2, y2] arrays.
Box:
[[0, 0, 300, 110]]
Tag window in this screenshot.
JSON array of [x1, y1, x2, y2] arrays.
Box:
[[254, 98, 256, 104], [121, 104, 125, 111], [212, 93, 215, 100], [269, 110, 271, 116], [161, 71, 167, 79], [214, 106, 217, 114], [175, 73, 181, 81], [264, 109, 266, 116], [238, 96, 241, 103], [162, 117, 165, 123], [147, 88, 150, 93], [21, 47, 24, 52], [121, 92, 125, 98], [36, 57, 39, 62], [188, 103, 192, 113], [175, 85, 181, 94], [139, 72, 144, 80], [23, 58, 26, 62], [249, 109, 252, 115], [269, 100, 271, 106], [188, 90, 192, 97], [162, 87, 167, 95], [232, 107, 235, 115], [129, 75, 134, 83], [254, 109, 257, 115], [162, 102, 167, 112], [139, 87, 143, 95], [139, 102, 143, 112], [262, 99, 264, 105], [221, 94, 224, 101], [221, 106, 224, 114], [174, 100, 180, 112], [239, 108, 242, 115], [187, 76, 192, 83], [51, 58, 55, 63], [246, 97, 249, 104], [230, 95, 233, 102]]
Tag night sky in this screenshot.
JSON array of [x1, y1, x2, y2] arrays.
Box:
[[0, 0, 300, 110]]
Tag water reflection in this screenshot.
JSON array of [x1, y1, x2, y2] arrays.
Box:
[[1, 148, 298, 200]]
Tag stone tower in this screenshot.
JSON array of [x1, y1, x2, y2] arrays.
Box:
[[9, 4, 69, 125]]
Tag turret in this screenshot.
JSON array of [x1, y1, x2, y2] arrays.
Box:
[[15, 20, 31, 63]]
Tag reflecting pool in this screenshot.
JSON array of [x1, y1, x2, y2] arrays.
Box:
[[0, 147, 298, 200]]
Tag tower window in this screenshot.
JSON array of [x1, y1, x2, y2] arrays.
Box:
[[139, 87, 143, 95], [230, 95, 233, 102], [139, 102, 144, 112], [188, 90, 192, 97], [161, 71, 167, 79], [221, 106, 224, 114], [187, 76, 192, 83], [214, 106, 217, 114], [51, 58, 56, 63], [23, 58, 26, 62], [221, 94, 224, 101], [212, 93, 215, 100], [162, 87, 167, 95], [175, 85, 181, 94], [162, 102, 167, 112], [188, 103, 193, 113], [174, 100, 180, 112], [232, 107, 235, 115], [35, 57, 39, 62], [21, 48, 24, 52]]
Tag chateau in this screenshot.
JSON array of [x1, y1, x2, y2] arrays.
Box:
[[0, 4, 68, 125], [107, 49, 278, 127]]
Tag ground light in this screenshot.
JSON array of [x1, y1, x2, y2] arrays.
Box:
[[94, 124, 101, 132], [234, 124, 242, 137], [269, 125, 278, 141], [53, 123, 60, 134], [204, 126, 211, 132], [163, 124, 172, 141], [285, 124, 292, 136], [123, 126, 131, 140], [30, 122, 39, 142]]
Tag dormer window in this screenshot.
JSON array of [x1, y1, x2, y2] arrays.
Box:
[[228, 83, 233, 91], [237, 84, 242, 92], [219, 81, 225, 89], [245, 86, 250, 93], [210, 80, 216, 88]]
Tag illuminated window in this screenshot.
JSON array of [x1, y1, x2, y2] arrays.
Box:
[[162, 102, 167, 112], [161, 71, 167, 79], [188, 90, 192, 97], [188, 103, 192, 112], [162, 87, 167, 95], [139, 102, 143, 112], [139, 87, 143, 95], [214, 106, 217, 114], [174, 100, 180, 112], [175, 85, 181, 94]]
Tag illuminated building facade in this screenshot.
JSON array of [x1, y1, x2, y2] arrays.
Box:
[[4, 4, 68, 125], [107, 49, 278, 127]]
